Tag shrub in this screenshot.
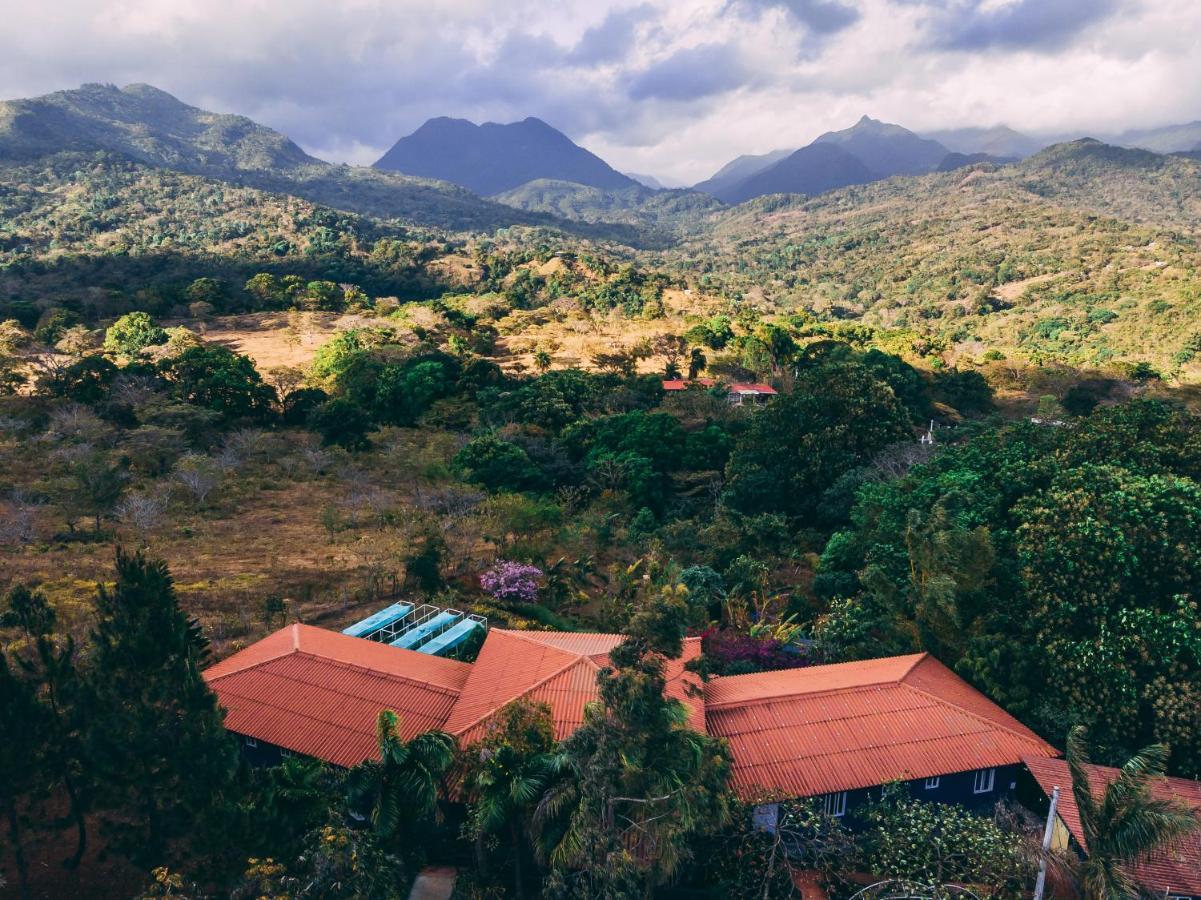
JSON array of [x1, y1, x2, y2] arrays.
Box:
[[480, 561, 543, 604], [104, 312, 167, 358]]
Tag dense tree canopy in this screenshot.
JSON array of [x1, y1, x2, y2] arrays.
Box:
[[816, 400, 1201, 774], [724, 362, 914, 520]]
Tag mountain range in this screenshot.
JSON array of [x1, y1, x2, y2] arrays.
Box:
[[374, 116, 636, 196], [689, 117, 1201, 205], [0, 83, 558, 232], [690, 117, 989, 203], [2, 81, 1199, 232]]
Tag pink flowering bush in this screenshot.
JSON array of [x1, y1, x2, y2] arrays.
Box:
[[480, 561, 543, 604], [701, 628, 810, 676]]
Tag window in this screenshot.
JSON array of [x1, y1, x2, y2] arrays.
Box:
[[280, 748, 293, 758], [821, 791, 848, 818], [924, 776, 940, 790], [244, 736, 257, 748], [973, 768, 996, 794]]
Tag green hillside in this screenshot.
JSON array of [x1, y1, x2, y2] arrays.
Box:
[[657, 146, 1201, 370]]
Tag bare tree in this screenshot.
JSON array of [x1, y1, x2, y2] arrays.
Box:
[[300, 444, 333, 474], [0, 491, 42, 545], [651, 333, 689, 377], [173, 454, 222, 507], [115, 490, 168, 543], [872, 441, 937, 480]]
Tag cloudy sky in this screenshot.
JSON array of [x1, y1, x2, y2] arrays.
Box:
[[1, 0, 1198, 183]]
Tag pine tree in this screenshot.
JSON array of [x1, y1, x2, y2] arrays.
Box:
[[86, 550, 237, 863], [3, 586, 91, 870], [0, 654, 45, 900]]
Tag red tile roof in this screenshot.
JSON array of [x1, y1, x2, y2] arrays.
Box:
[[444, 630, 704, 744], [704, 653, 1057, 800], [204, 624, 471, 767], [205, 628, 1057, 808], [728, 383, 777, 394], [1023, 755, 1201, 896], [662, 378, 716, 391]]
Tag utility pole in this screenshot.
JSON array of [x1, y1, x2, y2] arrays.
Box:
[[1033, 785, 1061, 900]]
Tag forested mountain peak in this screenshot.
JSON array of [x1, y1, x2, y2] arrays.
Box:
[[0, 82, 317, 173], [373, 115, 638, 196]]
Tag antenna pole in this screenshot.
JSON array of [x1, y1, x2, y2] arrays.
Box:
[[1034, 785, 1060, 900]]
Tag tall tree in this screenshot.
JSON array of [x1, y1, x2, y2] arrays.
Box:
[[86, 550, 237, 863], [0, 654, 44, 900], [465, 701, 556, 898], [723, 361, 913, 521], [535, 586, 732, 898], [3, 587, 91, 870], [1063, 726, 1199, 899]]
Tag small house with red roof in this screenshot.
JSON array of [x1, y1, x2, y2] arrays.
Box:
[[661, 378, 777, 405]]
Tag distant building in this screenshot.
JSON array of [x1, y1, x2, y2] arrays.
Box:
[[662, 378, 778, 405], [726, 382, 778, 405], [1022, 755, 1201, 900], [205, 628, 1058, 823]]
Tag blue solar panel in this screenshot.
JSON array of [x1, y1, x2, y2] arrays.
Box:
[[389, 610, 461, 650], [342, 602, 413, 638], [416, 619, 481, 656]]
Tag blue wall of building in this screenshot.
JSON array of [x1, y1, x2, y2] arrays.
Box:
[[756, 764, 1025, 832]]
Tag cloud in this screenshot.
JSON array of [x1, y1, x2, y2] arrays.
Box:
[[568, 5, 656, 64], [626, 43, 752, 101], [736, 0, 861, 33], [917, 0, 1123, 52]]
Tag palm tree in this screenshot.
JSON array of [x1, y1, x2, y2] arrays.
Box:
[[249, 755, 333, 855], [1062, 725, 1199, 899], [469, 742, 554, 898], [346, 710, 456, 842]]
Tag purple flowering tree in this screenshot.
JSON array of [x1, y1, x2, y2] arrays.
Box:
[[480, 561, 543, 604]]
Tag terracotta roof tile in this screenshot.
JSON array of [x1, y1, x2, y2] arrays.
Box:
[[705, 653, 1057, 800], [1023, 755, 1201, 896], [446, 630, 704, 744], [204, 624, 471, 767]]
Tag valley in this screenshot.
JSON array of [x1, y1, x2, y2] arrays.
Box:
[[2, 76, 1201, 900]]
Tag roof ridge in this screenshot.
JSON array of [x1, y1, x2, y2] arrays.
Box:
[[706, 652, 926, 687], [292, 649, 466, 696], [898, 664, 1054, 751], [204, 638, 299, 682], [899, 651, 929, 678], [449, 649, 592, 737], [495, 628, 625, 645], [704, 657, 929, 708]]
